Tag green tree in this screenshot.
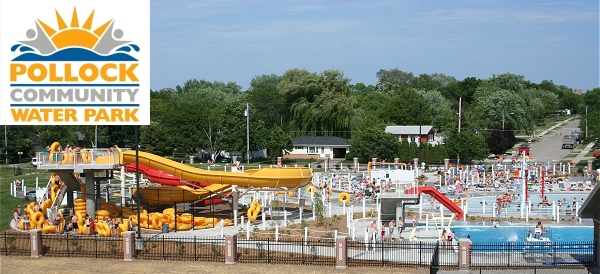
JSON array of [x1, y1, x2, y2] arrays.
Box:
[[376, 68, 414, 89], [246, 74, 285, 128], [559, 91, 583, 114], [348, 127, 400, 163], [280, 69, 355, 138], [254, 125, 293, 158], [485, 125, 517, 155], [374, 89, 432, 126], [414, 89, 453, 131], [444, 130, 490, 163]]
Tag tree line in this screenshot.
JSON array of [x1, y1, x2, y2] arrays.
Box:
[[2, 68, 598, 164]]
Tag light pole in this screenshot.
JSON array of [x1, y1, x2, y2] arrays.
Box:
[[502, 110, 514, 130], [17, 151, 22, 165], [457, 97, 462, 166], [245, 103, 250, 164], [173, 148, 177, 158], [4, 125, 7, 164]]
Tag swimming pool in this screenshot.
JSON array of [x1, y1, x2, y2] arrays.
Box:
[[449, 225, 593, 243]]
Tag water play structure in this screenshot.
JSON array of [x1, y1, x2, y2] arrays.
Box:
[[24, 142, 313, 235]]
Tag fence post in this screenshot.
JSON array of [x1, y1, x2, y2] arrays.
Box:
[[123, 231, 136, 261], [225, 234, 237, 264], [458, 238, 471, 270], [30, 229, 43, 258], [66, 233, 69, 257], [4, 232, 7, 256], [335, 236, 347, 269], [95, 233, 98, 258]]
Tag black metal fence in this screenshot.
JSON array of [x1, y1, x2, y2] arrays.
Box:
[[2, 231, 594, 271], [0, 232, 31, 256], [136, 235, 225, 262], [237, 238, 336, 266], [471, 241, 594, 268], [41, 234, 123, 259], [346, 240, 442, 269]]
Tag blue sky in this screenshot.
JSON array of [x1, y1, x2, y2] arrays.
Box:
[[150, 1, 599, 92]]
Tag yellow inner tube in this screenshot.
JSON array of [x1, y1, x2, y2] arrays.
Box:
[[338, 192, 351, 204], [81, 150, 92, 163], [306, 186, 316, 195], [48, 142, 61, 164], [247, 201, 261, 222]]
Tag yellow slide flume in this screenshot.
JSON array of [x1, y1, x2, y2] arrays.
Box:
[[121, 151, 313, 206]]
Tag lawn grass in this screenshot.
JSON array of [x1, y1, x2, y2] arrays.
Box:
[[0, 164, 52, 231]]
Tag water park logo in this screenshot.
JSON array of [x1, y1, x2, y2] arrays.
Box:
[[0, 0, 150, 125]]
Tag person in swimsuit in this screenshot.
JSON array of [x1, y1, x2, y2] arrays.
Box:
[[22, 213, 30, 230], [398, 217, 404, 239], [71, 214, 78, 233], [369, 221, 378, 246], [85, 215, 91, 235], [13, 208, 22, 223], [388, 220, 396, 242]]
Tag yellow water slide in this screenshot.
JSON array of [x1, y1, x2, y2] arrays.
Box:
[[121, 151, 313, 206]]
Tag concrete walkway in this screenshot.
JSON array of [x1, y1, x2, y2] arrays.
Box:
[[572, 141, 596, 165]]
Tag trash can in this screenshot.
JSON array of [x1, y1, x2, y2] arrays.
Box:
[[15, 166, 23, 176], [162, 224, 168, 233]]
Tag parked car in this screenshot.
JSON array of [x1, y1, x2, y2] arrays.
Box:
[[519, 144, 530, 155], [28, 157, 39, 167]]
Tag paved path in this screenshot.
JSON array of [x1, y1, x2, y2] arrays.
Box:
[[572, 142, 596, 165], [531, 118, 582, 164]]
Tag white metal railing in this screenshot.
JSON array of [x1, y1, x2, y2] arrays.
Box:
[[36, 149, 125, 167]]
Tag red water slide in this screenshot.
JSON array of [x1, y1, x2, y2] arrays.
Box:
[[123, 163, 228, 205], [404, 186, 464, 220]]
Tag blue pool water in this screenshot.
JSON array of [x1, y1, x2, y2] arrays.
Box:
[[450, 226, 593, 243]]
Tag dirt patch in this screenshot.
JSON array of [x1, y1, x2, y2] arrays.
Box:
[[0, 256, 427, 274], [238, 214, 350, 240]]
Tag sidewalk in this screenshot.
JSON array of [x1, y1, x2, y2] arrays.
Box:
[[571, 141, 596, 165]]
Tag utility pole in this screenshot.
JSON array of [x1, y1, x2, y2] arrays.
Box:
[[419, 101, 423, 161], [585, 106, 588, 138], [95, 125, 98, 148], [245, 103, 250, 164], [458, 97, 462, 133], [4, 125, 7, 164], [457, 97, 461, 166]]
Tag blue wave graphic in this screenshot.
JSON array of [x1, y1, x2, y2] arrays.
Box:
[[116, 44, 140, 53], [12, 48, 138, 61]]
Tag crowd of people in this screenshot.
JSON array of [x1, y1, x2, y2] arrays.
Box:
[[14, 202, 132, 237], [367, 216, 406, 246]]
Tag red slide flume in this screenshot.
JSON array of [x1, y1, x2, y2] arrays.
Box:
[[404, 186, 464, 220], [123, 163, 228, 206]]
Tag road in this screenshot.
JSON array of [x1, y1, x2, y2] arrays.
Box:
[[531, 118, 581, 164]]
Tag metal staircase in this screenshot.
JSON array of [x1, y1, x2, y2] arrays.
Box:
[[48, 184, 67, 221]]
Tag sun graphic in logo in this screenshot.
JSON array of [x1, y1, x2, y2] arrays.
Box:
[[37, 8, 113, 50], [12, 7, 139, 61]]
